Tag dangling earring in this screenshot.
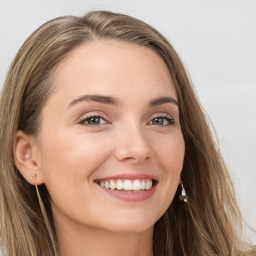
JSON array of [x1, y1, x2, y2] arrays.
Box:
[[32, 174, 37, 180], [179, 181, 188, 203]]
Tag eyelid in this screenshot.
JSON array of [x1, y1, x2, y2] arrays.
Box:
[[150, 112, 173, 118], [147, 113, 175, 125], [78, 111, 110, 126]]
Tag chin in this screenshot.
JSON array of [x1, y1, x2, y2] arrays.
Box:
[[105, 223, 154, 234], [100, 212, 158, 234]]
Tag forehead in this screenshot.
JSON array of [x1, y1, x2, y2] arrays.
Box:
[[49, 40, 177, 106]]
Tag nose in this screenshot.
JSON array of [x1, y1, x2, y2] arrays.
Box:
[[114, 124, 152, 164]]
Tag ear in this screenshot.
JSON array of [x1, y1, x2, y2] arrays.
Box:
[[13, 130, 44, 185]]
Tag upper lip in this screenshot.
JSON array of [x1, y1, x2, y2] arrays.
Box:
[[94, 173, 158, 181]]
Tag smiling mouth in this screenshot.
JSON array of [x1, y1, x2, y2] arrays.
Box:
[[95, 179, 156, 192]]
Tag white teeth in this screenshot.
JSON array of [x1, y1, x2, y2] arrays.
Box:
[[98, 179, 154, 191], [105, 181, 110, 189], [145, 180, 152, 190], [132, 180, 141, 191], [110, 180, 116, 190], [116, 180, 124, 190], [141, 180, 146, 190], [124, 180, 133, 190]]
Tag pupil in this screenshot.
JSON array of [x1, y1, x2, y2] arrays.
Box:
[[89, 117, 100, 124], [153, 117, 163, 125]]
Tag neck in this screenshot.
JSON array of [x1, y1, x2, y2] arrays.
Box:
[[55, 216, 154, 256]]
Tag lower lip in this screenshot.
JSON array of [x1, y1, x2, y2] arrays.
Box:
[[97, 184, 157, 202]]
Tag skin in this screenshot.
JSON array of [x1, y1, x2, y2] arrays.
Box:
[[14, 40, 185, 256]]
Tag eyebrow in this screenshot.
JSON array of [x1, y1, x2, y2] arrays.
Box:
[[68, 94, 119, 108], [68, 94, 179, 108], [149, 96, 179, 107]]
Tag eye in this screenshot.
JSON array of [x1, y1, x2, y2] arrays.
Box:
[[78, 114, 108, 126], [148, 114, 175, 126]]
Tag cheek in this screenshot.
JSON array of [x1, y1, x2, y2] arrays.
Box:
[[156, 132, 185, 172], [40, 133, 112, 191], [39, 133, 114, 221], [153, 132, 185, 210]]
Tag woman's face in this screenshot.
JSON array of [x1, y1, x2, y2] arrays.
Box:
[[36, 40, 185, 234]]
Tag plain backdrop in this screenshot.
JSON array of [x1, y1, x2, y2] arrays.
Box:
[[0, 0, 255, 242]]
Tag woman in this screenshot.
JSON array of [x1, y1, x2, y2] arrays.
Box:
[[0, 10, 255, 256]]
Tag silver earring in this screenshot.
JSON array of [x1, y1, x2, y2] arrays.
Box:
[[179, 182, 188, 203]]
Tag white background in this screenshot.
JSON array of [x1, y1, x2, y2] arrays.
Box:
[[0, 0, 255, 242]]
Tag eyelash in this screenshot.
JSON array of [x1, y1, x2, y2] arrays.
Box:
[[78, 113, 108, 127], [148, 114, 175, 126], [78, 113, 175, 127]]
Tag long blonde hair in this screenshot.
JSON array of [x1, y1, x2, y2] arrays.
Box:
[[0, 10, 254, 256]]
